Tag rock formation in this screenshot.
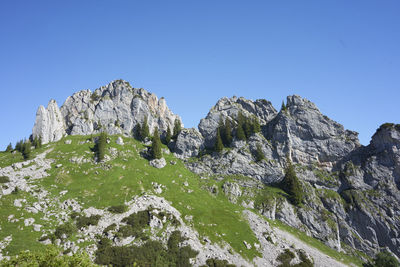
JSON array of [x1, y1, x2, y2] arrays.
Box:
[[32, 79, 181, 141], [32, 99, 65, 144]]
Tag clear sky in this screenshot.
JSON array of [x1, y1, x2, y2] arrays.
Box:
[[0, 0, 399, 149]]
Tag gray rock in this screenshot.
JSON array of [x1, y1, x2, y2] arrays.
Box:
[[149, 158, 167, 169], [173, 128, 204, 159], [116, 136, 124, 145], [32, 99, 66, 144]]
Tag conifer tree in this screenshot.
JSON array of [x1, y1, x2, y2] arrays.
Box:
[[224, 118, 233, 146], [173, 119, 182, 140], [251, 117, 261, 133], [15, 140, 23, 152], [282, 159, 303, 206], [214, 128, 224, 153], [22, 140, 31, 160], [165, 125, 172, 144], [135, 123, 142, 140], [243, 118, 252, 138], [281, 101, 287, 112], [6, 143, 12, 152], [236, 112, 246, 141], [96, 132, 107, 162], [151, 127, 162, 159], [255, 144, 264, 162], [140, 116, 150, 141]]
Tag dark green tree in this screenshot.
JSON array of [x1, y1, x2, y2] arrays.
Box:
[[236, 123, 246, 141], [255, 144, 265, 162], [224, 118, 233, 146], [165, 125, 172, 144], [282, 159, 303, 206], [6, 143, 13, 152], [135, 123, 142, 140], [281, 100, 287, 112], [214, 128, 224, 153], [15, 140, 23, 152], [22, 140, 31, 160], [96, 132, 107, 162], [173, 119, 182, 140], [32, 136, 42, 149], [151, 127, 162, 159], [243, 118, 252, 138], [140, 116, 150, 141], [251, 117, 261, 133]]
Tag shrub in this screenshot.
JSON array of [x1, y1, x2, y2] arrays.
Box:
[[55, 222, 76, 239], [76, 215, 101, 229], [122, 210, 150, 229], [370, 251, 400, 267], [0, 245, 95, 266], [0, 176, 10, 183], [203, 258, 237, 267], [108, 205, 128, 214], [277, 249, 295, 267]]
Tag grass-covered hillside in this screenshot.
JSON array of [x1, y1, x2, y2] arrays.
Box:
[[0, 134, 370, 266]]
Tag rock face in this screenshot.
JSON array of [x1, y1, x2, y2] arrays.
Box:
[[172, 128, 204, 159], [266, 95, 360, 166], [32, 80, 181, 141], [198, 96, 277, 148], [32, 100, 65, 144]]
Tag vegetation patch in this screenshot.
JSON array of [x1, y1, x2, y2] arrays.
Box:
[[95, 230, 198, 267], [76, 215, 101, 229], [0, 176, 10, 183], [107, 204, 128, 214]]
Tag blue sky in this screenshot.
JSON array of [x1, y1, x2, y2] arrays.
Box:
[[0, 1, 399, 149]]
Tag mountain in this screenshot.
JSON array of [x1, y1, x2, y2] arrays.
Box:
[[0, 79, 399, 266]]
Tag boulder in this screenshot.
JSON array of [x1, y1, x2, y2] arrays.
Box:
[[149, 158, 167, 169]]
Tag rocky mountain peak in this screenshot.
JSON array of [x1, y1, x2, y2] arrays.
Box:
[[371, 123, 400, 153], [33, 80, 181, 143]]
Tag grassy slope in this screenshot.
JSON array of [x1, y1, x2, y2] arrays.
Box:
[[1, 135, 260, 260], [0, 135, 365, 266]]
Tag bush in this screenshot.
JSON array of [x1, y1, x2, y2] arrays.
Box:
[[95, 230, 198, 267], [0, 245, 95, 266], [55, 222, 76, 239], [0, 176, 10, 183], [122, 210, 150, 229], [203, 258, 237, 267], [108, 205, 128, 214], [368, 251, 400, 267], [76, 215, 101, 229]]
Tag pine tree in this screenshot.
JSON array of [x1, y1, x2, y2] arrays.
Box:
[[218, 117, 226, 146], [15, 140, 23, 152], [96, 132, 107, 162], [135, 123, 142, 140], [281, 101, 287, 112], [6, 143, 12, 152], [173, 119, 182, 140], [22, 140, 31, 160], [165, 125, 172, 144], [214, 128, 224, 153], [32, 136, 42, 149], [251, 117, 261, 133], [151, 127, 162, 159], [282, 160, 303, 206], [140, 116, 150, 141], [236, 112, 246, 141], [243, 118, 252, 138], [224, 118, 233, 146], [255, 144, 264, 162]]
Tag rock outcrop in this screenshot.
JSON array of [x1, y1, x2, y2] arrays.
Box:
[[32, 100, 65, 144], [32, 80, 181, 141]]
